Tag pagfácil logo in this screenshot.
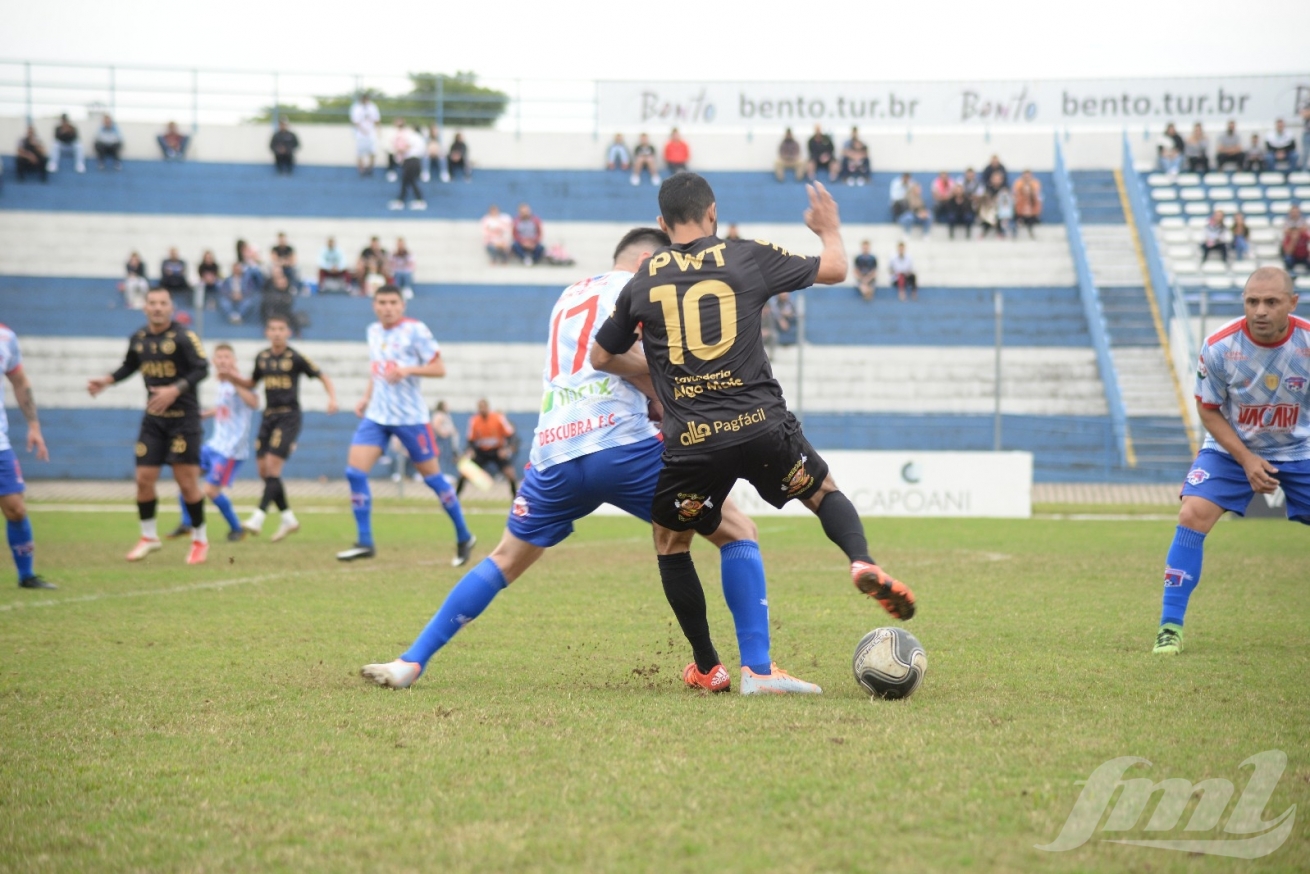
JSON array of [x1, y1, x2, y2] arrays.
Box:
[[1036, 750, 1295, 859]]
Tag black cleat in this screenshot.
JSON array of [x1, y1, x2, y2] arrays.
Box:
[[336, 544, 376, 561], [453, 534, 477, 568], [19, 575, 57, 590], [226, 529, 246, 542], [165, 524, 193, 540]]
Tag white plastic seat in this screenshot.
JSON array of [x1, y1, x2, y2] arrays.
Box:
[[1230, 172, 1258, 185], [1176, 173, 1201, 186], [1147, 173, 1174, 187], [1270, 201, 1292, 214], [1187, 216, 1211, 227], [1246, 215, 1271, 227], [1237, 186, 1264, 199], [1151, 187, 1178, 200], [1207, 186, 1235, 200], [1255, 243, 1280, 258], [1250, 227, 1277, 242], [1288, 171, 1310, 185], [1159, 216, 1186, 228], [1243, 202, 1268, 214], [1180, 187, 1207, 200], [1155, 202, 1182, 216], [1265, 186, 1291, 200], [1168, 244, 1196, 259], [1231, 259, 1258, 274], [1162, 228, 1191, 244], [1212, 201, 1238, 213], [1184, 202, 1212, 215], [1296, 275, 1310, 290], [1173, 272, 1202, 287], [1258, 172, 1286, 185], [1201, 261, 1230, 275], [1203, 172, 1230, 185], [1293, 186, 1310, 199], [1206, 276, 1235, 290]]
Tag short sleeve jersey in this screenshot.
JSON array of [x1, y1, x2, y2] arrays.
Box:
[[206, 381, 255, 461], [468, 413, 515, 452], [0, 325, 21, 452], [365, 318, 440, 426], [595, 237, 820, 455], [252, 346, 321, 413], [1195, 315, 1310, 461], [111, 322, 208, 418], [530, 270, 660, 470]]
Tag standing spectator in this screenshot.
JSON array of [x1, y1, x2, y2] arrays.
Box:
[[1184, 123, 1211, 174], [388, 121, 427, 210], [774, 128, 805, 182], [930, 171, 955, 222], [1230, 213, 1251, 262], [1243, 134, 1268, 173], [1265, 118, 1298, 169], [630, 133, 659, 185], [1013, 170, 1043, 238], [218, 263, 257, 324], [93, 115, 123, 170], [270, 118, 299, 175], [663, 128, 690, 174], [481, 204, 513, 265], [946, 184, 976, 240], [981, 154, 1008, 189], [270, 233, 298, 285], [48, 114, 85, 174], [15, 127, 49, 182], [888, 241, 918, 302], [606, 134, 631, 171], [1157, 123, 1186, 170], [1282, 206, 1310, 272], [806, 124, 837, 181], [1214, 120, 1245, 170], [899, 180, 933, 237], [424, 123, 448, 183], [318, 237, 351, 292], [458, 398, 520, 499], [156, 122, 189, 161], [837, 127, 870, 185], [197, 251, 222, 309], [1199, 210, 1229, 264], [853, 240, 878, 302], [430, 401, 460, 479], [261, 267, 298, 331], [123, 252, 149, 309], [349, 94, 380, 176], [889, 172, 911, 220], [446, 132, 470, 181], [389, 238, 416, 291], [511, 203, 544, 265], [159, 248, 191, 304]]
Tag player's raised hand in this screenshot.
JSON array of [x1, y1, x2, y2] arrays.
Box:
[[1242, 456, 1280, 494], [27, 426, 49, 462], [804, 181, 841, 236]]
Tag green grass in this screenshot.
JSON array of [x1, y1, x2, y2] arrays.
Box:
[[1, 508, 1306, 873]]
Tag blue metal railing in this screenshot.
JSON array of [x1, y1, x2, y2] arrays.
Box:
[[1053, 135, 1131, 466], [1120, 135, 1176, 331]]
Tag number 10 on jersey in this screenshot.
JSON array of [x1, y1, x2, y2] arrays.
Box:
[[650, 281, 738, 365]]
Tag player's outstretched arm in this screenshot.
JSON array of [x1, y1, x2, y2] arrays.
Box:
[[7, 368, 48, 461], [234, 385, 261, 410], [1198, 404, 1280, 493], [318, 372, 339, 414], [804, 182, 848, 284]]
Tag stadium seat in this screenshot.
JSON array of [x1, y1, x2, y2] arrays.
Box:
[[1212, 201, 1238, 213], [1230, 172, 1258, 186], [1289, 171, 1310, 185], [1203, 172, 1230, 185], [1184, 202, 1211, 215], [1255, 243, 1280, 259], [1246, 215, 1271, 227], [1179, 187, 1207, 201], [1258, 172, 1286, 185], [1159, 216, 1186, 227], [1173, 272, 1202, 287], [1265, 186, 1291, 200], [1270, 201, 1292, 214], [1186, 216, 1211, 227], [1151, 188, 1178, 200], [1208, 186, 1235, 200], [1294, 186, 1310, 199], [1231, 259, 1257, 274], [1168, 244, 1196, 260], [1162, 228, 1191, 244], [1250, 227, 1277, 242], [1176, 173, 1201, 186], [1237, 186, 1264, 199], [1156, 203, 1182, 216], [1201, 261, 1230, 275], [1297, 276, 1310, 290], [1206, 276, 1235, 290], [1243, 202, 1268, 214], [1147, 173, 1174, 186]]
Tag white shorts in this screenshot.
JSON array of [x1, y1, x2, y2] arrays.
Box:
[[355, 133, 376, 157]]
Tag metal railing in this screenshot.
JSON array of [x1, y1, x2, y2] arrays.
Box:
[[1119, 135, 1177, 332]]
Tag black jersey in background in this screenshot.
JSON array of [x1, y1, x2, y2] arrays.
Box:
[[251, 347, 321, 413], [110, 322, 208, 417]]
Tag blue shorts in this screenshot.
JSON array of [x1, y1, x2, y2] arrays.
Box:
[[351, 419, 437, 464], [200, 445, 242, 489], [507, 437, 664, 547], [1181, 448, 1310, 524], [0, 448, 25, 496]]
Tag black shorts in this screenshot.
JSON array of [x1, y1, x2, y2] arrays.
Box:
[[256, 410, 302, 459], [470, 447, 510, 472], [136, 414, 203, 468], [651, 413, 829, 534]]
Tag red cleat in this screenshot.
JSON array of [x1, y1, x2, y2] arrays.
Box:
[[851, 561, 916, 620], [186, 541, 209, 565], [682, 662, 731, 693]]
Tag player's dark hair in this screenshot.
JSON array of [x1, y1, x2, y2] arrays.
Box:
[[374, 285, 403, 299], [613, 227, 670, 263], [265, 315, 290, 328], [658, 172, 715, 228]]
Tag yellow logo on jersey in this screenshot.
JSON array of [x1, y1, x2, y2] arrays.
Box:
[[680, 420, 711, 446], [1265, 374, 1280, 391], [161, 339, 176, 354], [281, 358, 293, 371]]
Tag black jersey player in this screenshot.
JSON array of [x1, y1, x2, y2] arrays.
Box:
[[88, 287, 212, 564]]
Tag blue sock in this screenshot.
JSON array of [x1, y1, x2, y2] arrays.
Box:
[[720, 540, 772, 674], [425, 473, 472, 543], [177, 494, 192, 527], [401, 558, 507, 668], [1160, 526, 1205, 626], [8, 518, 35, 581], [212, 493, 240, 532], [346, 467, 373, 547]]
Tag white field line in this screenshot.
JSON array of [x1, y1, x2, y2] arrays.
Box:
[[0, 570, 320, 613]]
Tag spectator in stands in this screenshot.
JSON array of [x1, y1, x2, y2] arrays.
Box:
[[424, 123, 448, 183], [889, 172, 911, 221], [123, 252, 149, 309], [961, 167, 985, 201], [900, 180, 932, 237], [1215, 120, 1245, 171], [1200, 210, 1230, 264], [1157, 123, 1185, 170], [1184, 123, 1211, 174], [946, 184, 976, 240], [981, 154, 1007, 189], [889, 241, 917, 302], [606, 133, 631, 172], [93, 115, 123, 171], [389, 121, 427, 211], [159, 248, 191, 303], [630, 133, 659, 186], [197, 251, 222, 309], [1302, 104, 1310, 170], [157, 121, 189, 161], [1013, 170, 1043, 238], [1230, 213, 1251, 262], [725, 224, 742, 241], [1282, 206, 1310, 272], [349, 93, 380, 176], [238, 240, 267, 298], [481, 204, 513, 265], [390, 238, 416, 291], [270, 118, 299, 175], [774, 128, 806, 182], [48, 114, 85, 174], [512, 203, 545, 265], [1265, 118, 1297, 170], [930, 171, 955, 222], [356, 237, 389, 294], [977, 187, 1004, 239], [994, 175, 1016, 239], [761, 292, 797, 357], [447, 132, 470, 180], [664, 128, 690, 174], [807, 124, 837, 182], [837, 127, 870, 185], [218, 263, 258, 324], [383, 118, 406, 182], [261, 266, 298, 331], [15, 126, 48, 182], [271, 233, 298, 285], [853, 240, 878, 301], [1244, 134, 1268, 172], [317, 237, 351, 292]]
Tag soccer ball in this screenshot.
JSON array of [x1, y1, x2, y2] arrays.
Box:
[[852, 627, 926, 699]]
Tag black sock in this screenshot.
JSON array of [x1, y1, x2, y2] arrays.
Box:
[[657, 552, 719, 673], [259, 477, 273, 512], [269, 477, 288, 512], [185, 499, 205, 528], [456, 476, 467, 496], [508, 477, 517, 500], [815, 491, 874, 564], [137, 499, 157, 521]]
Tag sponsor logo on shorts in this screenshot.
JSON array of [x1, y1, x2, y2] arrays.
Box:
[[135, 441, 147, 457], [675, 492, 714, 522], [1163, 567, 1192, 588], [170, 436, 188, 454], [1285, 376, 1307, 392], [512, 496, 530, 517], [1264, 373, 1280, 391], [1186, 467, 1210, 486], [781, 454, 814, 496], [1236, 403, 1300, 432]]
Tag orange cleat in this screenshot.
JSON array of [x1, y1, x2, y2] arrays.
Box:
[[682, 662, 731, 693], [186, 541, 209, 565], [851, 561, 916, 620], [125, 537, 163, 562]]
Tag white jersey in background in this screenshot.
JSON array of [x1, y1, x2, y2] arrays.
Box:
[[365, 318, 441, 426], [0, 325, 20, 453], [530, 270, 660, 470], [1196, 315, 1310, 461], [206, 380, 255, 461]]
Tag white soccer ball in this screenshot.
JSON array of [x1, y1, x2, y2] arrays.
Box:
[[852, 627, 926, 700]]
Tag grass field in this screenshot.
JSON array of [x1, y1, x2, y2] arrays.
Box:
[[1, 502, 1306, 873]]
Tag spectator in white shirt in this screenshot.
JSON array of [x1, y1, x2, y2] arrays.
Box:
[[318, 237, 351, 291], [889, 172, 911, 221], [1265, 118, 1297, 169], [388, 121, 427, 211], [349, 94, 381, 176], [481, 204, 513, 265], [606, 134, 631, 172], [889, 241, 917, 302], [1200, 210, 1230, 264]]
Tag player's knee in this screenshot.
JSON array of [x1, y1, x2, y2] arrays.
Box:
[[1178, 497, 1221, 534], [0, 501, 24, 523]]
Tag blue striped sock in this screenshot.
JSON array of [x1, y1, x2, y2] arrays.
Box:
[[346, 467, 373, 547], [8, 518, 35, 581], [401, 558, 507, 668], [212, 493, 241, 532], [1161, 526, 1205, 626], [425, 473, 471, 543]]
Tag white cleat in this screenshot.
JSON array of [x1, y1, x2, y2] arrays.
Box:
[[270, 521, 300, 543], [125, 537, 163, 562], [740, 664, 823, 696], [243, 511, 265, 536], [361, 659, 421, 689]]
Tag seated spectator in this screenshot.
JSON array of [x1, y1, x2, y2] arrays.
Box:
[[48, 113, 85, 174], [1244, 134, 1268, 173], [356, 237, 390, 294], [446, 132, 470, 181], [761, 292, 797, 354], [994, 177, 1016, 239], [270, 232, 298, 285], [157, 121, 189, 161], [1214, 120, 1245, 170], [261, 266, 298, 331], [853, 240, 878, 301], [1265, 118, 1297, 169], [1157, 123, 1185, 172], [197, 250, 222, 308], [270, 118, 299, 175], [218, 263, 258, 324], [158, 247, 191, 303], [807, 124, 837, 182], [1160, 145, 1183, 177], [482, 204, 513, 264], [981, 154, 1007, 189], [1013, 170, 1043, 238], [238, 240, 266, 294], [606, 133, 631, 171], [961, 167, 985, 200], [390, 238, 416, 290], [424, 123, 448, 182], [1303, 105, 1310, 171], [629, 133, 659, 186], [93, 115, 123, 170], [977, 189, 1005, 239], [725, 223, 742, 241], [946, 184, 976, 240], [774, 128, 806, 182], [1231, 213, 1251, 261], [122, 251, 149, 309], [317, 237, 352, 292], [1184, 123, 1210, 174], [930, 171, 955, 222], [837, 127, 870, 185], [1282, 206, 1310, 272], [664, 128, 690, 174], [15, 126, 49, 182], [899, 181, 932, 237], [888, 242, 917, 302], [512, 203, 545, 265], [1200, 210, 1230, 264], [889, 172, 911, 220]]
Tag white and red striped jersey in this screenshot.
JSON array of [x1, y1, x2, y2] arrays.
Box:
[[0, 325, 21, 453], [365, 318, 441, 426], [529, 270, 660, 470], [1195, 315, 1310, 461], [206, 380, 255, 461]]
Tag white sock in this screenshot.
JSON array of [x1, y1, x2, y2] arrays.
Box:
[[141, 518, 158, 540], [193, 523, 208, 545], [281, 509, 298, 527]]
